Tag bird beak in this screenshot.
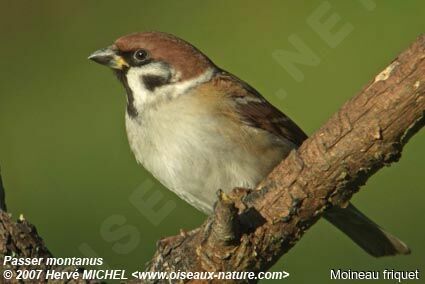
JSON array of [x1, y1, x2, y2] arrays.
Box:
[[88, 46, 129, 70]]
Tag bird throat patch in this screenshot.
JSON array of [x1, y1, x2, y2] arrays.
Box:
[[114, 70, 138, 118]]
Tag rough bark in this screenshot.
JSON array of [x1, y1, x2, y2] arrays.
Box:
[[0, 212, 99, 283], [0, 35, 424, 283]]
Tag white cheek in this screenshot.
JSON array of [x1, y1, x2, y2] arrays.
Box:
[[126, 63, 171, 108], [126, 65, 215, 112]]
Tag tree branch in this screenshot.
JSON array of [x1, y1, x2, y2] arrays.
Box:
[[143, 34, 425, 279], [0, 211, 101, 283], [0, 169, 6, 211], [0, 35, 424, 283]]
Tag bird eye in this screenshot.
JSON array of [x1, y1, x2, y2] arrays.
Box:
[[133, 49, 149, 62]]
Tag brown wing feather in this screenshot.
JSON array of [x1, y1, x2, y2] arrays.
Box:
[[212, 70, 308, 147]]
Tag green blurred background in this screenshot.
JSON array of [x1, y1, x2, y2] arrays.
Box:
[[0, 0, 423, 283]]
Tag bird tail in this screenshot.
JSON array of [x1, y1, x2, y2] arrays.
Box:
[[324, 204, 410, 257]]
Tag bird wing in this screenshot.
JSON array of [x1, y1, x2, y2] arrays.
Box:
[[212, 70, 308, 147]]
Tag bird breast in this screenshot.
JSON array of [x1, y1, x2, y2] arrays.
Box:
[[125, 90, 292, 214]]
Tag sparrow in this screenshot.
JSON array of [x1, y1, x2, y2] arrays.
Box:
[[89, 32, 410, 257]]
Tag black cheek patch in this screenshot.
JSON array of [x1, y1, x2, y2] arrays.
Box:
[[142, 75, 170, 91]]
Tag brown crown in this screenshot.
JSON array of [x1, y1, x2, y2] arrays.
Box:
[[114, 32, 215, 80]]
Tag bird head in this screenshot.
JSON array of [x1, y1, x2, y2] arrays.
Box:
[[89, 32, 216, 117]]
